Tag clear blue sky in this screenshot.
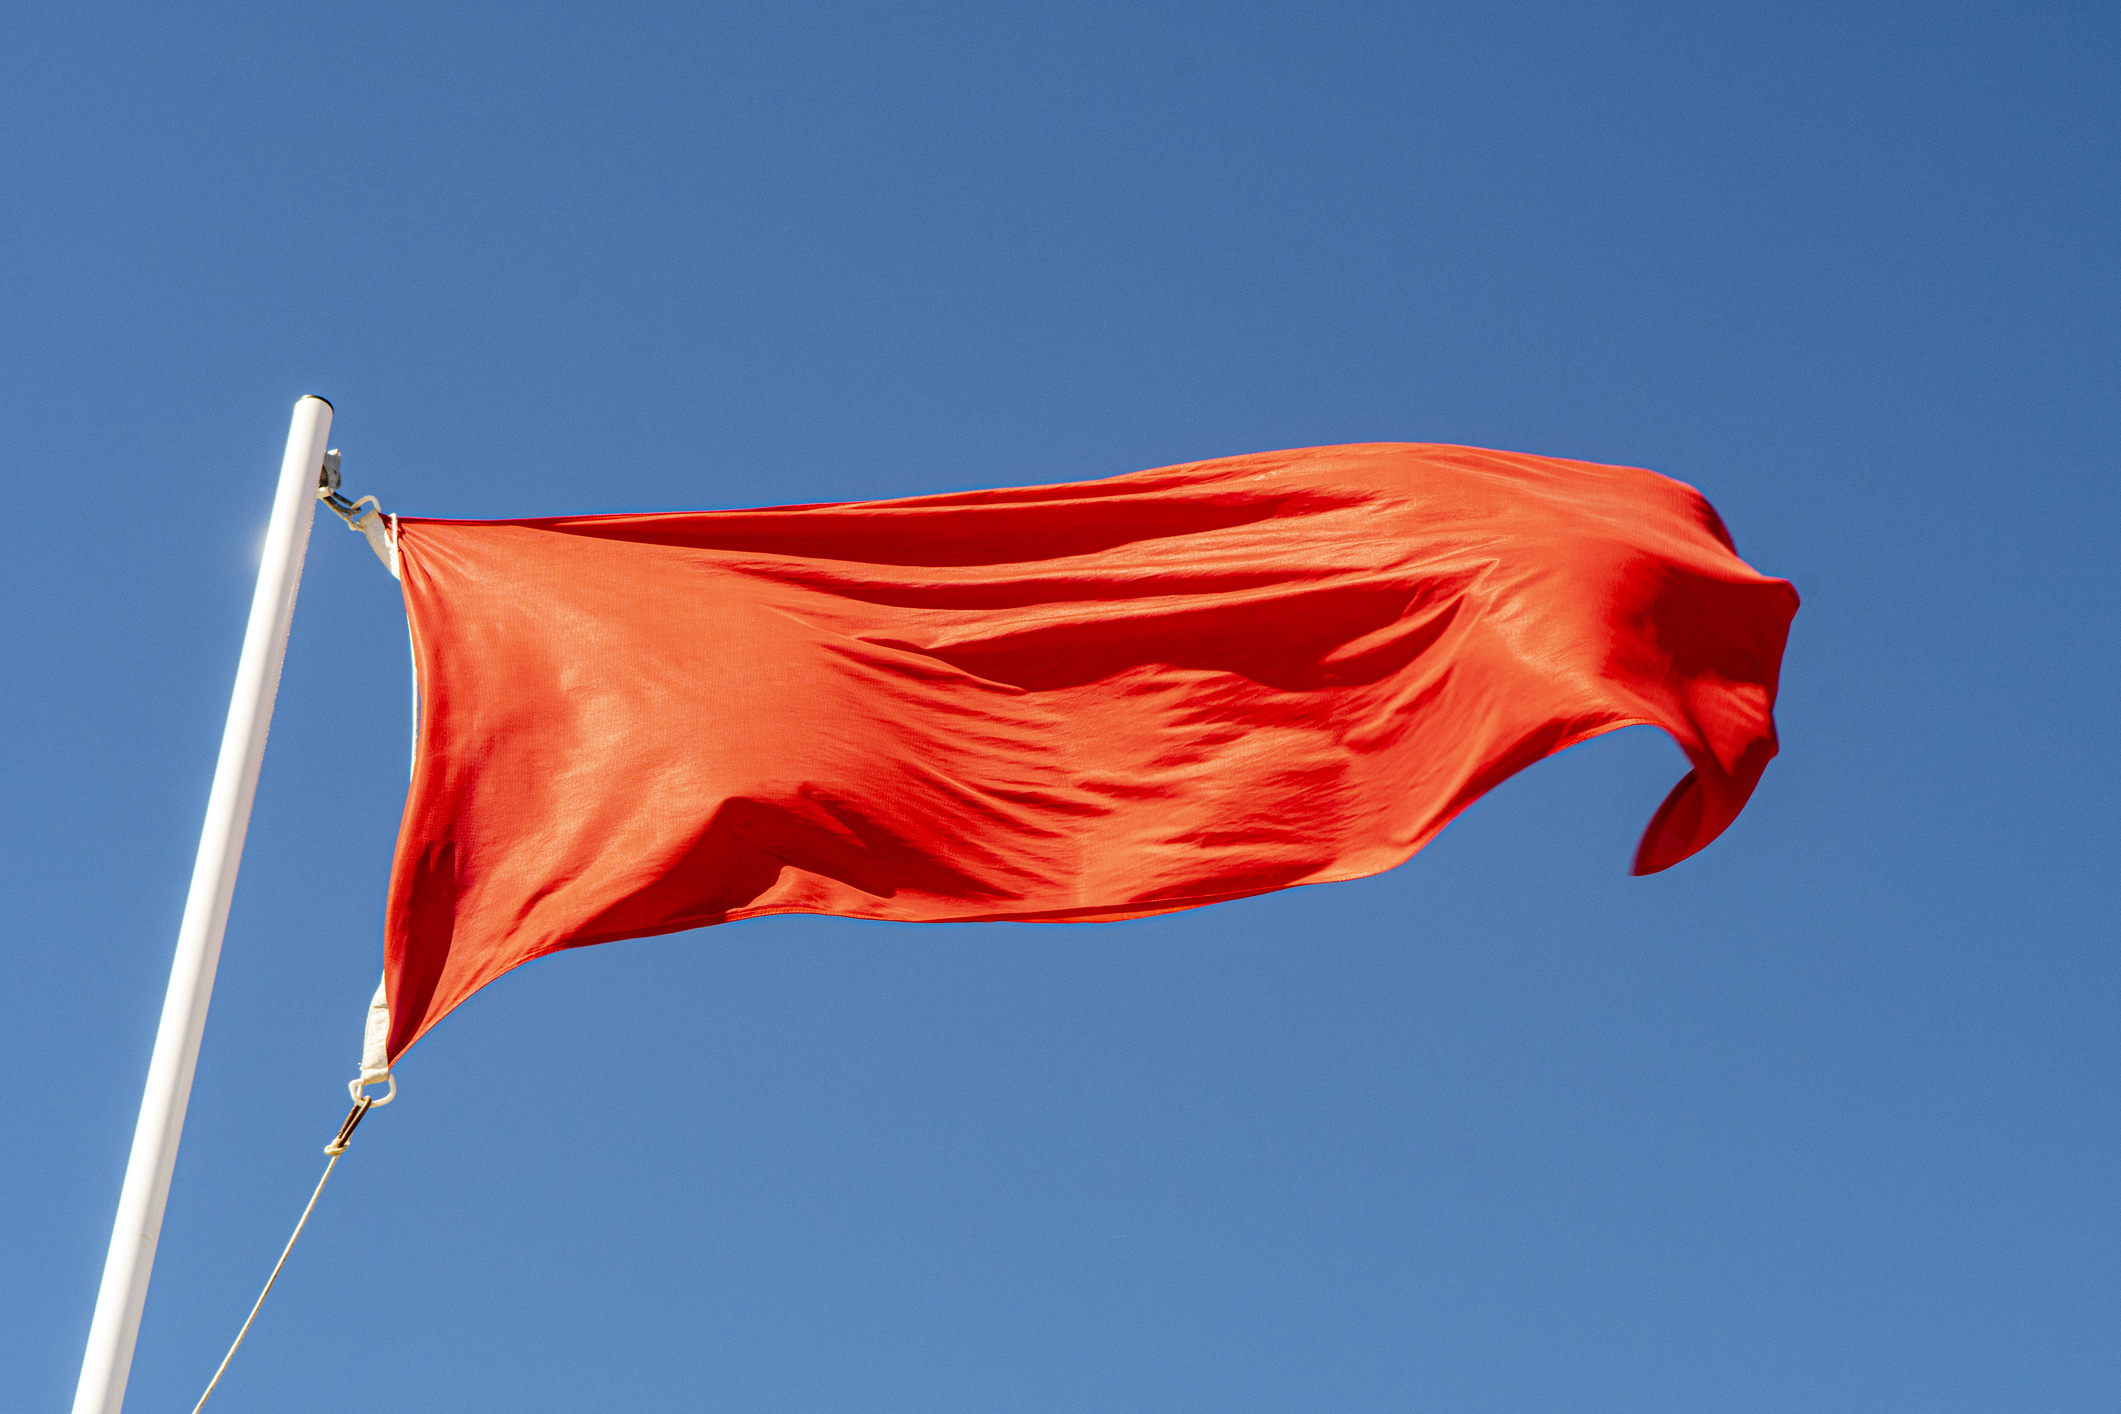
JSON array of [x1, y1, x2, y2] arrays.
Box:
[[5, 2, 2114, 1409]]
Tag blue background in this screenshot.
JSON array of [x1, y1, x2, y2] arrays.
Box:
[[5, 2, 2114, 1409]]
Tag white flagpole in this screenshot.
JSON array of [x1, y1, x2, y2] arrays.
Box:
[[72, 395, 335, 1414]]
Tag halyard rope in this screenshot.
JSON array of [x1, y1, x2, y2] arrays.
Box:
[[187, 1097, 375, 1413]]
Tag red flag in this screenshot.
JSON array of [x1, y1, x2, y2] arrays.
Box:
[[381, 443, 1796, 1060]]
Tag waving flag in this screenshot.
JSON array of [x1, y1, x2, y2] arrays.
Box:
[[378, 442, 1797, 1061]]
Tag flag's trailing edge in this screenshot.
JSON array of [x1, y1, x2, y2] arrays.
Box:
[[377, 442, 1797, 1062]]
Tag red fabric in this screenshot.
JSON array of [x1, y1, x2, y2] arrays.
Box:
[[382, 443, 1797, 1060]]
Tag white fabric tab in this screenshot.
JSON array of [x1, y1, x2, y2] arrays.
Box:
[[359, 975, 391, 1084], [353, 507, 401, 579]]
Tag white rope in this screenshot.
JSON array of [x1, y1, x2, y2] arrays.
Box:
[[187, 1099, 372, 1413]]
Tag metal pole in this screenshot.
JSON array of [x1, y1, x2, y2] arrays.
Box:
[[72, 395, 334, 1414]]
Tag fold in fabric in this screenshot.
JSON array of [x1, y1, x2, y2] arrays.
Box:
[[382, 442, 1798, 1060]]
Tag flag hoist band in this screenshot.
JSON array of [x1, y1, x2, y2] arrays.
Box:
[[78, 409, 1795, 1413]]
